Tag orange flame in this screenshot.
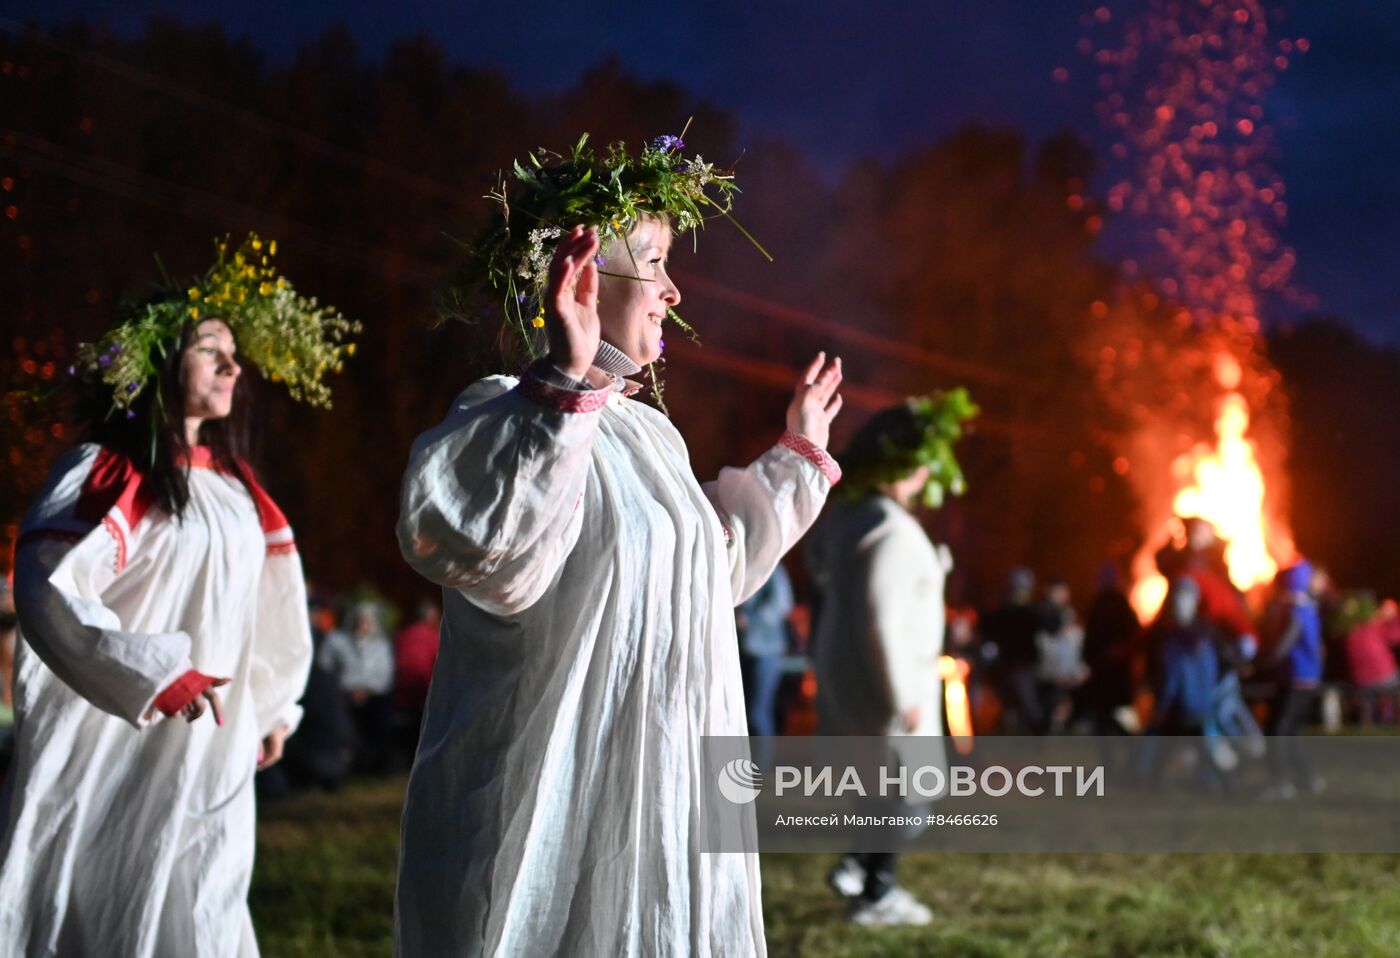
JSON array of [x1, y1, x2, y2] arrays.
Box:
[[938, 655, 975, 754], [1131, 353, 1293, 620]]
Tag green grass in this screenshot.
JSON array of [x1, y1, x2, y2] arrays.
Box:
[[253, 776, 1400, 957]]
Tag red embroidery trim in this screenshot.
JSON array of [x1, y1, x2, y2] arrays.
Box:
[[518, 374, 609, 414], [267, 541, 298, 557], [778, 431, 842, 485], [101, 515, 128, 572]]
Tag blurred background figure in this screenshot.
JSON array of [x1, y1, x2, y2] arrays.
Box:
[[268, 590, 354, 795], [1158, 518, 1263, 753], [0, 581, 15, 776], [736, 564, 794, 766], [1035, 577, 1088, 733], [1140, 576, 1234, 791], [393, 598, 442, 762], [981, 567, 1048, 734], [1342, 593, 1400, 726], [809, 392, 975, 926], [1260, 559, 1326, 798], [1078, 561, 1143, 735], [320, 600, 395, 775]]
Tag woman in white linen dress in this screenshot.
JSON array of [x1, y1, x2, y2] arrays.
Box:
[[0, 236, 352, 957], [394, 211, 845, 956]]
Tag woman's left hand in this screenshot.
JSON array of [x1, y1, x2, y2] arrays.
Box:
[[786, 351, 844, 450], [257, 724, 290, 771]]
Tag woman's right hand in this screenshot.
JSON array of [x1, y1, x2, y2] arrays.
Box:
[[183, 676, 231, 725], [545, 226, 602, 380]]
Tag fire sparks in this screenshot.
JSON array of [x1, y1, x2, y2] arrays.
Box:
[[1086, 1, 1307, 621]]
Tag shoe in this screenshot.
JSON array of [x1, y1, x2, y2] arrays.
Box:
[[1204, 737, 1238, 772], [827, 856, 865, 898], [849, 886, 933, 926]]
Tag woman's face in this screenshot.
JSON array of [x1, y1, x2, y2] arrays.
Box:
[[181, 319, 240, 425], [596, 218, 680, 367]]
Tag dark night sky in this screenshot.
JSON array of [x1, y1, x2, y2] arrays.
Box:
[[11, 0, 1400, 344]]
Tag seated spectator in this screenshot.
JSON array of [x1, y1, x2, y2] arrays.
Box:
[[320, 601, 395, 774]]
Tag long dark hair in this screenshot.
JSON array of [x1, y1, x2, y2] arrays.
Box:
[[75, 317, 256, 520]]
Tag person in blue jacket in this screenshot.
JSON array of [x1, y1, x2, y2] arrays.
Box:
[[1261, 558, 1325, 797]]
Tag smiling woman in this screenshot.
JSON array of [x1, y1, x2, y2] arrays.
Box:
[[394, 136, 844, 957]]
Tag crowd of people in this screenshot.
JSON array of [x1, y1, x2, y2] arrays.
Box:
[[739, 513, 1400, 807]]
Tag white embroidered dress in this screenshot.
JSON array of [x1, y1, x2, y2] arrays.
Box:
[[0, 443, 312, 958], [393, 370, 839, 957]]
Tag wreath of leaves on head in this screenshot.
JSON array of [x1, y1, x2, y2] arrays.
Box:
[[840, 388, 980, 509], [70, 232, 361, 442], [440, 129, 771, 389]]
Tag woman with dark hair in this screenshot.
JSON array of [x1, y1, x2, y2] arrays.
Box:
[[394, 135, 844, 956], [0, 234, 357, 957], [807, 391, 976, 925]]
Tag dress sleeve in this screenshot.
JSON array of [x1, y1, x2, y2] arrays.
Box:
[[12, 445, 192, 728], [702, 430, 841, 605], [396, 369, 608, 616], [243, 469, 314, 738]]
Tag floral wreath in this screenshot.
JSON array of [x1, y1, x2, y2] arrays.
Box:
[[72, 232, 361, 426], [840, 388, 980, 508], [441, 129, 770, 361]]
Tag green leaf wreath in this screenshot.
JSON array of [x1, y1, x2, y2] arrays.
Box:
[[441, 129, 770, 361], [840, 388, 980, 508]]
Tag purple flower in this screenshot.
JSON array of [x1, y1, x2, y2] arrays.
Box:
[[594, 255, 606, 267], [126, 382, 139, 393], [659, 338, 666, 353], [126, 410, 136, 419], [651, 135, 684, 152], [107, 343, 121, 355], [98, 354, 111, 367], [517, 293, 527, 303], [66, 365, 76, 376]]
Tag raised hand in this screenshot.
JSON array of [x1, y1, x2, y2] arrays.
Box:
[[786, 352, 844, 450], [545, 226, 602, 380]]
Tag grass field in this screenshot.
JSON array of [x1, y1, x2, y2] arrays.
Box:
[[251, 775, 1400, 957]]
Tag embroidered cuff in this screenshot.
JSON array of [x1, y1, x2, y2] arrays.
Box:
[[154, 669, 216, 717], [778, 431, 842, 485], [519, 362, 609, 414]]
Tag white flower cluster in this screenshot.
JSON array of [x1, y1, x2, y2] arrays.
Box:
[[518, 225, 565, 285]]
